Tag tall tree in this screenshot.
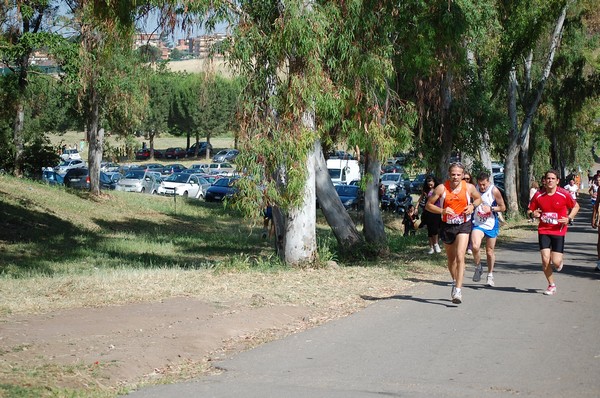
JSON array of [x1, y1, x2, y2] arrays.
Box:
[[0, 0, 64, 177]]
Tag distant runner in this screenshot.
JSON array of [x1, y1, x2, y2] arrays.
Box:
[[426, 162, 482, 304], [592, 197, 600, 271], [527, 170, 580, 295]]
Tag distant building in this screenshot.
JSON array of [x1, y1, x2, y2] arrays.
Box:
[[134, 33, 170, 60], [189, 34, 228, 58]]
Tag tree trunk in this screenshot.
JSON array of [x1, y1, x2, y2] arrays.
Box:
[[12, 102, 25, 178], [479, 128, 493, 174], [314, 139, 363, 252], [504, 68, 520, 218], [437, 71, 453, 178], [362, 153, 388, 255], [518, 124, 531, 209], [88, 89, 103, 195], [281, 134, 317, 266]]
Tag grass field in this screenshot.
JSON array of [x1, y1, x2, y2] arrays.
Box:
[[0, 173, 533, 397]]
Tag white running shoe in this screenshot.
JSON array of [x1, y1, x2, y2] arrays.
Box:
[[554, 262, 563, 272], [452, 288, 462, 304], [543, 284, 557, 295], [486, 273, 495, 287], [427, 246, 435, 255], [472, 265, 483, 282], [467, 249, 473, 255], [434, 243, 441, 253]]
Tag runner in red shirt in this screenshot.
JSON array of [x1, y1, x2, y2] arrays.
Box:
[[527, 170, 579, 295]]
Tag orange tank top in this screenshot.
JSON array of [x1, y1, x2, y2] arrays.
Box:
[[440, 180, 471, 224]]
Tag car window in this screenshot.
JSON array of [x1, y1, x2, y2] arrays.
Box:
[[214, 178, 230, 187], [125, 170, 145, 179]]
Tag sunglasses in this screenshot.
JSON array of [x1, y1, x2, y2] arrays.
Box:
[[464, 177, 471, 181]]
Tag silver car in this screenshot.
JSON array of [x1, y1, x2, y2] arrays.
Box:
[[54, 159, 86, 175], [115, 169, 161, 194], [157, 173, 212, 199]]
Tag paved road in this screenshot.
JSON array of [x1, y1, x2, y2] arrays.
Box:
[[127, 198, 599, 398]]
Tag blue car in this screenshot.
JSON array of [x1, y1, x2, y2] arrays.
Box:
[[335, 184, 362, 210], [204, 177, 239, 202]]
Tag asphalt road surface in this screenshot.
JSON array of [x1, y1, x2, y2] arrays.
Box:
[[126, 198, 599, 398]]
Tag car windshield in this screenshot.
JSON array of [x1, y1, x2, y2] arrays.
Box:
[[124, 170, 145, 179], [215, 150, 227, 156], [382, 174, 400, 182], [214, 178, 232, 187], [335, 185, 358, 196], [165, 173, 190, 183], [328, 169, 341, 179]]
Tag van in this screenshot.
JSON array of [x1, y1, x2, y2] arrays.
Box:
[[326, 159, 361, 185]]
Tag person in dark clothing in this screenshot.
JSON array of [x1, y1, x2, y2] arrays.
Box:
[[403, 204, 419, 236]]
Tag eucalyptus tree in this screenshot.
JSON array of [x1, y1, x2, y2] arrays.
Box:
[[494, 0, 573, 213], [0, 0, 66, 177], [540, 1, 600, 177]]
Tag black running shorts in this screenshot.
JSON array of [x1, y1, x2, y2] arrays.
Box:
[[538, 234, 565, 253], [440, 221, 472, 245]]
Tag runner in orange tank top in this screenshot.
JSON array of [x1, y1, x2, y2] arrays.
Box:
[[426, 162, 482, 304]]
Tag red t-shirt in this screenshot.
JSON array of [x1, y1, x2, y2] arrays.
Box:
[[528, 189, 576, 236]]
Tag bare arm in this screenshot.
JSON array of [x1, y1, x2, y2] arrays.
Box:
[[593, 201, 599, 228], [492, 187, 506, 213], [465, 184, 482, 215], [425, 185, 444, 214]]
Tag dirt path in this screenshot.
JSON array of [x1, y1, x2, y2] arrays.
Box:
[[1, 297, 314, 389]]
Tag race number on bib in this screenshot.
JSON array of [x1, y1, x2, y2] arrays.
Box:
[[446, 213, 465, 225], [476, 209, 491, 223], [540, 212, 559, 225]]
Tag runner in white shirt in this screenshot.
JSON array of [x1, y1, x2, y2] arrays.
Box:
[[565, 179, 578, 200], [471, 171, 506, 287]]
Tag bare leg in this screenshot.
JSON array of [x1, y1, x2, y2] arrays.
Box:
[[540, 248, 553, 285], [471, 229, 484, 266], [486, 237, 497, 273], [446, 234, 469, 289]]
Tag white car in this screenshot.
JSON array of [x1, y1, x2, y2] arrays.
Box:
[[208, 162, 235, 176], [381, 173, 409, 193], [115, 169, 161, 194], [60, 149, 82, 161], [157, 173, 211, 199], [54, 159, 86, 175]]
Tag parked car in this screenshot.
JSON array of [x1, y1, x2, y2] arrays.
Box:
[[212, 149, 239, 163], [164, 147, 187, 159], [115, 169, 161, 194], [381, 172, 411, 193], [410, 174, 428, 194], [204, 177, 239, 202], [157, 173, 211, 199], [334, 184, 362, 210], [132, 163, 164, 172], [161, 164, 187, 176], [491, 161, 504, 174], [208, 162, 235, 176], [99, 171, 123, 190], [187, 142, 213, 157], [185, 164, 210, 174], [327, 150, 353, 160], [60, 148, 81, 161], [63, 168, 90, 190], [135, 148, 151, 160], [100, 161, 120, 173], [42, 169, 64, 186], [382, 163, 405, 174], [55, 159, 86, 175]]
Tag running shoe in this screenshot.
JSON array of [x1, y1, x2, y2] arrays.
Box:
[[486, 273, 495, 287], [434, 243, 441, 253], [543, 284, 557, 295], [472, 265, 483, 282], [452, 288, 462, 304], [555, 262, 563, 272], [427, 246, 434, 255], [467, 249, 473, 255]]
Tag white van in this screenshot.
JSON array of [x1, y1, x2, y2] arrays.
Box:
[[327, 159, 361, 185]]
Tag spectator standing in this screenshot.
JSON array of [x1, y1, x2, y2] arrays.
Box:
[[527, 170, 580, 295], [471, 171, 506, 287], [426, 162, 482, 304], [419, 176, 442, 254]]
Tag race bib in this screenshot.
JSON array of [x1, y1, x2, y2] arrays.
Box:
[[540, 212, 559, 225], [446, 213, 465, 225], [476, 208, 492, 223]]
